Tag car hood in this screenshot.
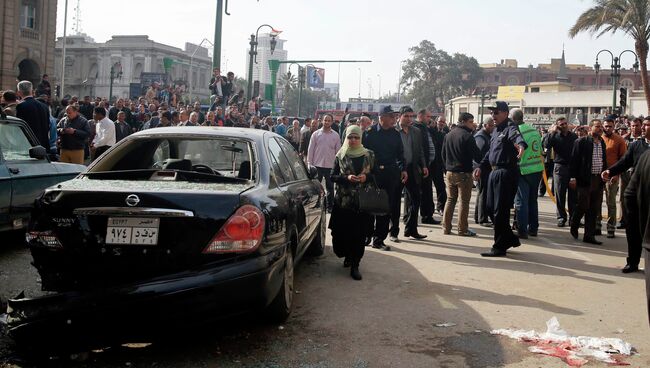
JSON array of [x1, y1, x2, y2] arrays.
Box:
[[52, 162, 86, 175]]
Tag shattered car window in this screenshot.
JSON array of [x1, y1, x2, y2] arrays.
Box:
[[0, 123, 35, 161], [88, 137, 255, 180]]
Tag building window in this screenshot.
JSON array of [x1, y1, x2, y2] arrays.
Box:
[[494, 75, 500, 82], [506, 76, 519, 85], [20, 1, 37, 29], [620, 78, 635, 90], [579, 78, 585, 85]]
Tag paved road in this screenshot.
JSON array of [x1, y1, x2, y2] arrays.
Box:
[[1, 195, 648, 367]]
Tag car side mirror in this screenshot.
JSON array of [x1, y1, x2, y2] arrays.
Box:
[[308, 165, 318, 179], [29, 146, 47, 160]]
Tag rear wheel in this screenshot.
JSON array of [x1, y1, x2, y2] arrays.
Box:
[[307, 206, 326, 256], [267, 247, 294, 322]]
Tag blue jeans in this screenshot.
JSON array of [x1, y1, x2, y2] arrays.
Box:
[[515, 171, 542, 235]]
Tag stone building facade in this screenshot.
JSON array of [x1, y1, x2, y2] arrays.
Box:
[[478, 52, 643, 94], [54, 35, 213, 101], [0, 0, 58, 91]]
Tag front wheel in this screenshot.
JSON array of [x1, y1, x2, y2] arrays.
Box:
[[266, 247, 294, 322]]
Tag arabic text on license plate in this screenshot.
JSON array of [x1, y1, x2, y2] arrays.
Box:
[[106, 217, 159, 245]]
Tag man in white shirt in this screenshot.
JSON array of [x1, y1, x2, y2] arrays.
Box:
[[307, 114, 341, 212], [91, 107, 116, 160]]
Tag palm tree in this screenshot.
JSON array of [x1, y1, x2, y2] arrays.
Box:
[[569, 0, 650, 114], [279, 72, 297, 94]]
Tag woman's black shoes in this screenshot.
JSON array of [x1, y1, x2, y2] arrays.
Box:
[[350, 266, 362, 280]]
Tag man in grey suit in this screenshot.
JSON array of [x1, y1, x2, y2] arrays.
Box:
[[15, 80, 50, 149], [395, 106, 429, 240]]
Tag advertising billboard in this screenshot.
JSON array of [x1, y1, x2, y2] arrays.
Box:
[[306, 66, 325, 88]]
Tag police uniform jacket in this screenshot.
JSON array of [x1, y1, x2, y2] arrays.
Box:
[[480, 119, 527, 168], [364, 124, 405, 172], [569, 136, 607, 188]]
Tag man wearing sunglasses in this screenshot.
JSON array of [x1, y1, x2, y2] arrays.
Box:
[[474, 101, 527, 257]]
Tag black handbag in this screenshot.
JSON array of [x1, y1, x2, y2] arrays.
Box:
[[356, 177, 390, 215]]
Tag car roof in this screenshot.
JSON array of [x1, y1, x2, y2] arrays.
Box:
[[130, 126, 272, 140]]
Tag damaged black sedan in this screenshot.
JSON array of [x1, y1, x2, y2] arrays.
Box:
[[7, 127, 325, 351]]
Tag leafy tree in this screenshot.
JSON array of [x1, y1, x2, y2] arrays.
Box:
[[569, 0, 650, 114], [400, 40, 482, 112], [284, 88, 330, 117]]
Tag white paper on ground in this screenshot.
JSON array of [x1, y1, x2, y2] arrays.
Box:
[[491, 316, 634, 365]]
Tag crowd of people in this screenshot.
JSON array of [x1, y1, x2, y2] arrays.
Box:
[[318, 101, 650, 281], [3, 73, 650, 282], [0, 70, 273, 165]]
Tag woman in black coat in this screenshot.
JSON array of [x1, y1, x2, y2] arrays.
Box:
[[329, 125, 376, 280]]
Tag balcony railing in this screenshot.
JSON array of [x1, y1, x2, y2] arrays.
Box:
[[20, 28, 40, 41]]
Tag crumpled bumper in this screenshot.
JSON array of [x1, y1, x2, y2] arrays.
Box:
[[5, 249, 286, 352]]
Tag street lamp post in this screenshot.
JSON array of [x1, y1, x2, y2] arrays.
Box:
[[268, 59, 372, 115], [478, 89, 494, 125], [397, 60, 407, 103], [377, 74, 381, 100], [358, 68, 362, 98], [108, 62, 122, 103], [189, 38, 214, 103], [247, 24, 281, 105], [286, 62, 308, 117], [594, 49, 639, 114]]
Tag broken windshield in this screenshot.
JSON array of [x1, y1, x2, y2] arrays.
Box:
[[85, 137, 255, 182]]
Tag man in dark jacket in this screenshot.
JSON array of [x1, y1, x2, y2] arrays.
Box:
[[15, 80, 50, 149], [569, 119, 607, 245], [546, 117, 578, 227], [114, 111, 131, 142], [299, 118, 319, 159], [35, 74, 51, 97], [57, 105, 90, 164], [474, 117, 495, 226], [396, 106, 428, 240], [413, 109, 441, 224], [441, 112, 483, 236], [108, 99, 135, 132], [365, 106, 407, 250], [629, 151, 650, 322], [431, 116, 449, 214]]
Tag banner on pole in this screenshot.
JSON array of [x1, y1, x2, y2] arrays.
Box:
[[306, 66, 325, 88]]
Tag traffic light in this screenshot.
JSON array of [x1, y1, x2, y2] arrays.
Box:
[[620, 87, 627, 108]]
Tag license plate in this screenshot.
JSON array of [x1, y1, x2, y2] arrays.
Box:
[[106, 217, 159, 245]]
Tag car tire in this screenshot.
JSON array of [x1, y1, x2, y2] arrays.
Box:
[[267, 246, 294, 322], [306, 206, 326, 257]]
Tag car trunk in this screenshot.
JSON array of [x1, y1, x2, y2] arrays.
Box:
[[29, 178, 253, 291]]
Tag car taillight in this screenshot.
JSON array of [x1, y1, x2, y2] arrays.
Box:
[[203, 205, 265, 254], [26, 230, 63, 248]]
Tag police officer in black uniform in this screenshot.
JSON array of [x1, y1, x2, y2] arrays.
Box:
[[474, 101, 527, 257], [364, 106, 407, 251]]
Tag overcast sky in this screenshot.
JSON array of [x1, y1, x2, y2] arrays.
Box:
[[56, 0, 635, 101]]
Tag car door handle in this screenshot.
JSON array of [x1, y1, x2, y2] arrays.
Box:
[[8, 167, 19, 174]]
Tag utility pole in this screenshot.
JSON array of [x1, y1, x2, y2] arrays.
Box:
[[213, 0, 224, 69], [60, 0, 68, 99]]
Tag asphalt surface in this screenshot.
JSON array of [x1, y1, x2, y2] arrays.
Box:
[[1, 193, 649, 367]]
